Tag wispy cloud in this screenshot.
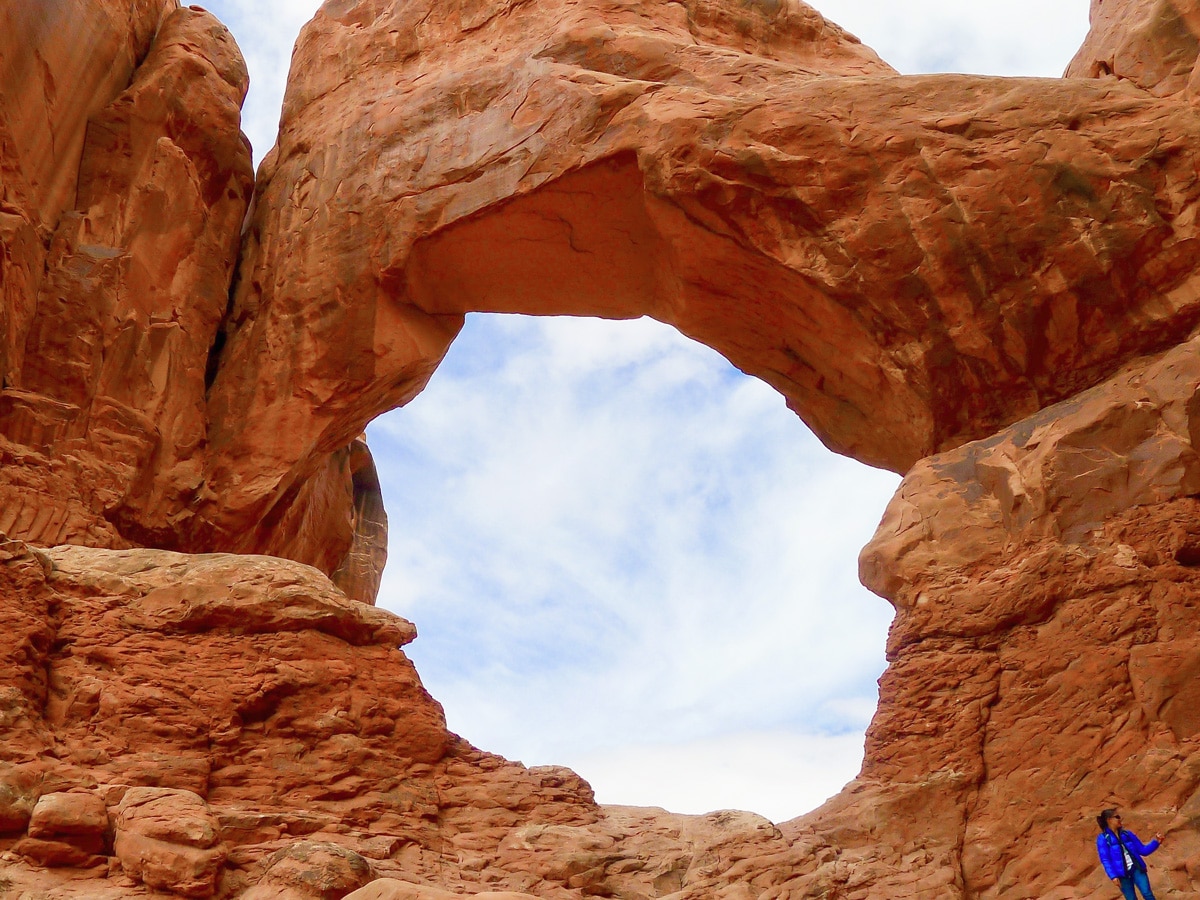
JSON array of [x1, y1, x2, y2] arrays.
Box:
[[570, 731, 871, 822], [200, 0, 1092, 820]]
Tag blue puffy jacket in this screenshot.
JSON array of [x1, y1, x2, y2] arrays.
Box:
[[1096, 828, 1160, 879]]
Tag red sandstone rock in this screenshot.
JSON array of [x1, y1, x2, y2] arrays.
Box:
[[792, 334, 1200, 897], [28, 791, 110, 848], [113, 788, 227, 896], [116, 788, 222, 849], [345, 883, 540, 900], [0, 0, 183, 551], [9, 0, 1200, 603], [0, 761, 39, 833], [197, 0, 1200, 571], [1067, 0, 1200, 95], [0, 539, 800, 899], [0, 0, 259, 564], [7, 3, 253, 546], [242, 841, 374, 900], [0, 0, 174, 232], [12, 834, 105, 869]]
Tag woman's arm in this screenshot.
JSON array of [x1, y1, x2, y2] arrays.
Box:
[[1126, 831, 1161, 855]]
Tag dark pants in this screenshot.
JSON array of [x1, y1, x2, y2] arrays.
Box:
[[1117, 869, 1156, 900]]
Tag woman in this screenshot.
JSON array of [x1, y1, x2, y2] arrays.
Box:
[[1095, 809, 1163, 900]]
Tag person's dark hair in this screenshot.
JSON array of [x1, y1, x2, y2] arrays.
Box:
[[1098, 809, 1118, 831]]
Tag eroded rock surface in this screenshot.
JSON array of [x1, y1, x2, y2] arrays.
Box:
[[0, 0, 254, 555], [8, 0, 1200, 593], [0, 542, 803, 898], [1067, 0, 1200, 94], [200, 0, 1200, 565]]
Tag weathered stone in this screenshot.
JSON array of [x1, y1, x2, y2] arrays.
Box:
[[198, 0, 1200, 576], [11, 0, 1200, 898], [1067, 0, 1200, 95], [114, 830, 227, 898], [0, 760, 41, 834], [0, 0, 175, 232], [9, 0, 1200, 606], [344, 881, 540, 900], [114, 787, 226, 897], [12, 835, 104, 869], [244, 841, 373, 900], [0, 0, 254, 562], [115, 788, 222, 850], [27, 791, 110, 859], [329, 438, 390, 607]]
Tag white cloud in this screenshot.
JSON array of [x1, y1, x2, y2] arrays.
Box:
[[197, 1, 1095, 820], [814, 0, 1092, 76], [368, 316, 898, 821], [571, 731, 869, 823]]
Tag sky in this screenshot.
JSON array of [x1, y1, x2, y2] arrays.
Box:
[[199, 0, 1093, 822]]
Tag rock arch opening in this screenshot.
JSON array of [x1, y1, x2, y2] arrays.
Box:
[[366, 312, 899, 820]]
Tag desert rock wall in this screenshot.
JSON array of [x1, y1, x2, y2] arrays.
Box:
[[0, 0, 255, 558]]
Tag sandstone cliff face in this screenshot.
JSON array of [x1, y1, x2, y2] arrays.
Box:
[[0, 539, 805, 900], [8, 0, 1200, 898], [0, 0, 254, 553], [8, 0, 1200, 595], [0, 0, 385, 604], [813, 337, 1200, 897]]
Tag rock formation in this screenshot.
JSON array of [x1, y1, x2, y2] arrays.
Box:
[[200, 0, 1200, 572], [7, 0, 1200, 897], [0, 0, 254, 552]]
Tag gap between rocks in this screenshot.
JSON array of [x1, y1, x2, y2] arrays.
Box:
[[363, 312, 899, 823]]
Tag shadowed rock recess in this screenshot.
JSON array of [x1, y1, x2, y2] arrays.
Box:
[[6, 0, 1200, 896]]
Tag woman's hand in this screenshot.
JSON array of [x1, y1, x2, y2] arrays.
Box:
[[1154, 832, 1163, 842]]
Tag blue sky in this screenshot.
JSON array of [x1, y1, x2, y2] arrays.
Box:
[[199, 0, 1092, 821]]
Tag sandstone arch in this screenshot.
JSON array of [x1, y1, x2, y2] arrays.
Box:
[[198, 0, 1200, 582], [9, 0, 1200, 897]]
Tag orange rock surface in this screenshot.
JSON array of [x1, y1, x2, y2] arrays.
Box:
[[6, 0, 1200, 595], [200, 0, 1200, 566], [1067, 0, 1200, 94], [0, 0, 254, 555], [8, 0, 1200, 897]]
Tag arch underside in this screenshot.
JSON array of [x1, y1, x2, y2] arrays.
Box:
[[202, 47, 1200, 574]]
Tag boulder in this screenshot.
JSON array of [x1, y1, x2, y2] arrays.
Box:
[[244, 841, 374, 900], [113, 787, 225, 897], [0, 762, 40, 833], [25, 791, 110, 858], [344, 881, 539, 900]]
